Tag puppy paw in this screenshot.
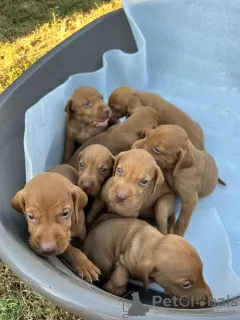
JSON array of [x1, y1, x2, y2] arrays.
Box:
[[76, 261, 101, 283], [104, 281, 126, 296]]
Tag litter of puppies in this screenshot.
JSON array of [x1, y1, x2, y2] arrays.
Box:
[[12, 85, 226, 307]]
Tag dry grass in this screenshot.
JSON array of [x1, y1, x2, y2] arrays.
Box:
[[0, 0, 121, 319], [0, 262, 81, 320], [0, 0, 121, 93]]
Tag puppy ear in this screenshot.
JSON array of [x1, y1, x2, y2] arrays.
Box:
[[71, 186, 88, 224], [11, 189, 25, 213], [113, 152, 125, 175], [152, 166, 164, 194], [173, 148, 194, 176], [65, 99, 73, 118]]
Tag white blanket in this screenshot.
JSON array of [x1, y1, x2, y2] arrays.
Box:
[[24, 0, 240, 301]]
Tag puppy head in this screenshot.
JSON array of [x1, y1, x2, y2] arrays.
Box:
[[77, 144, 114, 196], [132, 125, 194, 174], [108, 86, 135, 121], [11, 173, 88, 257], [65, 86, 111, 128], [146, 235, 212, 306], [128, 107, 161, 139], [104, 149, 164, 216]]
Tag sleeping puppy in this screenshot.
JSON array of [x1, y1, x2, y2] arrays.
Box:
[[86, 149, 176, 235], [132, 125, 220, 237], [63, 86, 112, 162], [83, 217, 213, 307], [77, 144, 115, 196], [11, 172, 100, 282], [68, 107, 161, 168], [108, 86, 205, 150]]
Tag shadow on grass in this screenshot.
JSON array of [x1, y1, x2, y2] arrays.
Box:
[[0, 0, 112, 42]]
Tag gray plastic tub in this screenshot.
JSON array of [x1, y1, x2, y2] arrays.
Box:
[[1, 9, 240, 319]]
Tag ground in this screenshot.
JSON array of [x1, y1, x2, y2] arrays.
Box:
[[0, 1, 121, 319]]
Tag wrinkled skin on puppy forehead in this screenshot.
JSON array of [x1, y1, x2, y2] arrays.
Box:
[[146, 125, 189, 150], [115, 149, 158, 177]]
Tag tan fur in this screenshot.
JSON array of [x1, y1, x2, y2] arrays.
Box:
[[83, 217, 212, 306], [68, 107, 161, 168], [108, 86, 205, 150], [86, 149, 176, 235], [77, 144, 115, 196], [133, 125, 219, 237], [63, 86, 112, 162], [11, 172, 100, 282], [48, 164, 79, 185]]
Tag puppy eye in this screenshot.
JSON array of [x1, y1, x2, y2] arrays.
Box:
[[61, 211, 70, 219], [181, 280, 193, 289], [138, 131, 146, 139], [79, 162, 84, 169], [139, 179, 149, 186], [152, 146, 161, 154], [116, 167, 123, 175], [83, 99, 91, 108], [99, 167, 108, 173], [27, 214, 35, 222]]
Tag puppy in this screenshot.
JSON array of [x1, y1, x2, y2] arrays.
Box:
[[133, 125, 220, 237], [11, 172, 100, 282], [77, 144, 114, 196], [68, 107, 161, 168], [83, 217, 213, 306], [63, 86, 112, 162], [108, 86, 205, 150], [48, 164, 79, 185], [87, 149, 176, 235]]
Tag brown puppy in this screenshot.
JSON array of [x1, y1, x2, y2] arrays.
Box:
[[68, 107, 161, 168], [63, 86, 112, 162], [48, 164, 79, 185], [77, 144, 114, 196], [108, 86, 205, 150], [87, 149, 176, 235], [133, 125, 220, 237], [11, 172, 100, 282], [83, 217, 212, 306]]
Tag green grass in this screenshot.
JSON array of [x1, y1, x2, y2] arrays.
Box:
[[0, 0, 121, 319], [0, 260, 81, 320], [0, 0, 121, 93]]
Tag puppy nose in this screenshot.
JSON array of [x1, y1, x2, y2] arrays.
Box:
[[116, 192, 128, 201], [41, 244, 57, 255], [81, 181, 93, 191], [103, 107, 111, 117]]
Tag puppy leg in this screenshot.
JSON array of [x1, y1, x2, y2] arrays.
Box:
[[154, 193, 176, 235], [173, 192, 198, 237], [63, 134, 75, 163], [61, 245, 100, 283], [104, 261, 129, 296], [86, 196, 105, 226]]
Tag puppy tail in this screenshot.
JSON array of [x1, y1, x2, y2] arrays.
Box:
[[218, 177, 227, 186]]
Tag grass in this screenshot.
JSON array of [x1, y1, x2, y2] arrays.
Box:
[[0, 0, 121, 319], [0, 0, 121, 93]]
